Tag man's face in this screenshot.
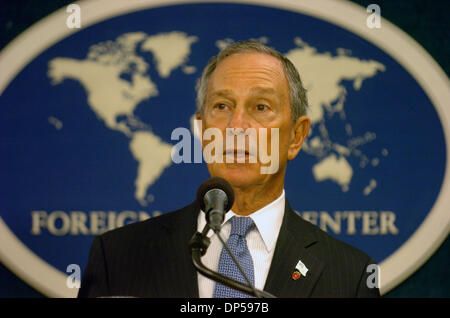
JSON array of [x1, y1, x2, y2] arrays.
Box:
[[199, 52, 309, 189]]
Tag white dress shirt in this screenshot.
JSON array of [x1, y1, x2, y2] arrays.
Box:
[[197, 190, 285, 298]]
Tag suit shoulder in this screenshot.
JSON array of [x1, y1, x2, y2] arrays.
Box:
[[292, 210, 375, 264], [288, 209, 380, 297], [98, 202, 197, 245]]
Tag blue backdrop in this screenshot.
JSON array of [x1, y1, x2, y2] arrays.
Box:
[[0, 0, 448, 298]]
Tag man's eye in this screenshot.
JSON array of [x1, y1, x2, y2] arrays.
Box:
[[214, 104, 228, 110], [256, 104, 268, 111]]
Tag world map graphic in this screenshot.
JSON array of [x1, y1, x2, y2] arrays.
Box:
[[47, 31, 386, 206]]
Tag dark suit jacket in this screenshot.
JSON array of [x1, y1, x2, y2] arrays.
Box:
[[78, 200, 380, 298]]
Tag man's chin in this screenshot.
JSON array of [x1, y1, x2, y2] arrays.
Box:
[[208, 164, 263, 187]]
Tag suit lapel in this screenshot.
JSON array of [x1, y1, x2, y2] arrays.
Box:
[[264, 201, 325, 298]]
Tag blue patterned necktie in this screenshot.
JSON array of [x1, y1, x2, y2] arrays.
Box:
[[213, 216, 255, 298]]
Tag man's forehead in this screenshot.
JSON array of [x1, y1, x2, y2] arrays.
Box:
[[215, 52, 284, 73], [208, 52, 289, 96]]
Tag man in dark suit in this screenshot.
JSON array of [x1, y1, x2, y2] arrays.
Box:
[[78, 41, 380, 298]]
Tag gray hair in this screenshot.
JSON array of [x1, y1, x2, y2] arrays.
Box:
[[195, 40, 308, 123]]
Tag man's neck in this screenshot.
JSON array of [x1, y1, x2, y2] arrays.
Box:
[[231, 181, 284, 216]]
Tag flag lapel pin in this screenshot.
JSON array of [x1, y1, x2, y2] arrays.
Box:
[[292, 259, 309, 280]]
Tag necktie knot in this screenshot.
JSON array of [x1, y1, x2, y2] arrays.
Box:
[[230, 216, 254, 237]]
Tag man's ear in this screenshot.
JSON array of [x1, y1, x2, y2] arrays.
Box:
[[288, 115, 310, 160]]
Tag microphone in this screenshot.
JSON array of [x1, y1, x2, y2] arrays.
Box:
[[196, 176, 234, 231]]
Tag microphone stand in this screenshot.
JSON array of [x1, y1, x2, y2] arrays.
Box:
[[189, 224, 276, 298]]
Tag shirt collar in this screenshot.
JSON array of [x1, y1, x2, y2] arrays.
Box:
[[243, 189, 285, 252], [199, 189, 285, 253]]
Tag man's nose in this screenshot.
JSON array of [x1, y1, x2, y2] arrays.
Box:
[[228, 106, 251, 131]]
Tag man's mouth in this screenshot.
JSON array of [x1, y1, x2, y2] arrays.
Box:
[[223, 149, 257, 163], [224, 149, 250, 156]]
